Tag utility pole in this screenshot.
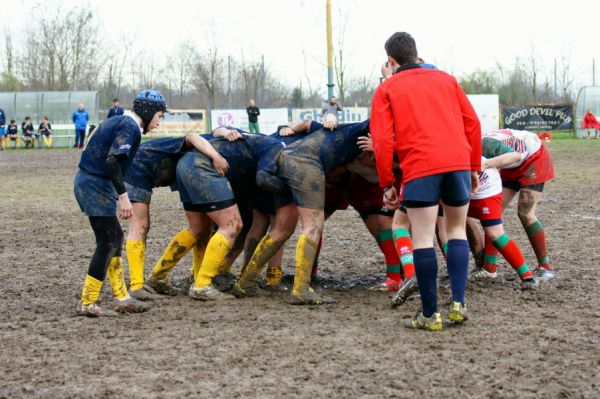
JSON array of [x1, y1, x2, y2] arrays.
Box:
[[593, 58, 596, 86], [326, 0, 334, 99]]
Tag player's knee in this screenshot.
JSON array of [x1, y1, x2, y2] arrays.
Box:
[[517, 209, 536, 226]]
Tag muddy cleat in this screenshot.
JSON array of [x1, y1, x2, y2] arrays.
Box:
[[77, 303, 118, 317], [470, 268, 498, 280], [534, 267, 556, 281], [290, 287, 335, 305], [403, 311, 443, 331], [129, 286, 164, 301], [448, 301, 469, 323], [230, 282, 271, 298], [369, 278, 401, 292], [146, 276, 179, 296], [189, 284, 235, 301], [265, 282, 289, 292], [391, 276, 418, 307], [113, 297, 151, 313], [213, 271, 237, 292], [521, 277, 539, 289]]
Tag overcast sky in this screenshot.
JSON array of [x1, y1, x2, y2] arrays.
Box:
[[1, 0, 598, 97]]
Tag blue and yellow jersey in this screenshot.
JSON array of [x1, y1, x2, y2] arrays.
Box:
[[78, 112, 142, 178]]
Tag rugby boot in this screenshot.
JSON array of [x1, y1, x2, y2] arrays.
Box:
[[237, 234, 283, 291], [534, 267, 556, 281], [470, 268, 498, 280], [521, 277, 539, 289], [213, 271, 237, 292], [113, 297, 151, 313], [391, 276, 419, 308], [146, 275, 179, 296], [290, 287, 335, 305], [230, 282, 271, 298], [77, 302, 118, 317], [447, 301, 469, 324], [403, 311, 443, 331], [129, 285, 164, 301], [370, 278, 401, 292], [189, 284, 234, 301]]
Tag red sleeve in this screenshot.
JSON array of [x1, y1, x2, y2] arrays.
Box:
[[455, 81, 482, 171], [370, 84, 396, 188]]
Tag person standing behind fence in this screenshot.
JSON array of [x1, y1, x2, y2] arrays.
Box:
[[246, 99, 260, 133], [39, 116, 53, 148], [21, 116, 35, 148], [321, 96, 343, 119], [73, 103, 89, 149], [107, 98, 124, 119], [582, 109, 600, 139]]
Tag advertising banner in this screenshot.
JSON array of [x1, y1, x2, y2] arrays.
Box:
[[502, 104, 574, 130]]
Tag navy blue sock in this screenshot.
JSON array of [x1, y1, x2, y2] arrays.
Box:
[[413, 247, 438, 318], [446, 239, 470, 306]]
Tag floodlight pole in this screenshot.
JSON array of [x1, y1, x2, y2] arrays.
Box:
[[326, 0, 334, 99]]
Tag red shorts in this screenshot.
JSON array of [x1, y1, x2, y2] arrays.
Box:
[[324, 184, 349, 212], [468, 193, 503, 221], [500, 144, 555, 186]]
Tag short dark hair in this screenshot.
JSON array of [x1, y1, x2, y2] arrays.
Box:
[[384, 32, 418, 65], [43, 116, 49, 120], [113, 98, 119, 102], [10, 119, 16, 123], [25, 116, 31, 120]]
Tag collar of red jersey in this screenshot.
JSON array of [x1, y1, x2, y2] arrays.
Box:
[[394, 63, 421, 75]]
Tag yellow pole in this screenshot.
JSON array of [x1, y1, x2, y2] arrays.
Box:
[[326, 0, 334, 99]]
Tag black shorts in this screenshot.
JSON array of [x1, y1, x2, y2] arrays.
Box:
[[403, 171, 471, 208]]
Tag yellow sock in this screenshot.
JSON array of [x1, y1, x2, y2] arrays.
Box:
[[195, 232, 232, 288], [81, 274, 103, 305], [191, 238, 209, 280], [152, 229, 197, 281], [292, 234, 318, 296], [266, 264, 283, 286], [238, 234, 281, 289], [107, 257, 129, 300], [126, 240, 146, 291]]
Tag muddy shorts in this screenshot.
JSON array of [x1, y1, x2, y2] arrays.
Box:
[[73, 170, 118, 217], [501, 144, 554, 189], [176, 151, 235, 212], [278, 151, 325, 209], [124, 182, 153, 204]]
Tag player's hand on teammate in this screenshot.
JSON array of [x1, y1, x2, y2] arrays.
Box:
[[223, 129, 243, 142], [470, 171, 480, 195], [213, 154, 229, 176], [118, 193, 133, 219], [323, 114, 338, 130], [383, 186, 399, 210], [357, 134, 373, 152], [279, 126, 295, 136]]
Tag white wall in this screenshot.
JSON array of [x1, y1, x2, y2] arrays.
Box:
[[467, 94, 499, 133]]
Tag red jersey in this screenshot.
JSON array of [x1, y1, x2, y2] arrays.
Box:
[[582, 112, 600, 129], [370, 65, 481, 187]]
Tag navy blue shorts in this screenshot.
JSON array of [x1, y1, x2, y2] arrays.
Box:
[[403, 170, 471, 208], [74, 170, 118, 216], [176, 151, 235, 212], [124, 182, 153, 204]]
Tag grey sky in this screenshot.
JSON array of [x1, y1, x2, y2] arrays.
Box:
[[2, 0, 598, 97]]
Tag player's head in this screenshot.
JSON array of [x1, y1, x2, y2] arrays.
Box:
[[25, 116, 31, 122], [384, 32, 418, 68], [249, 99, 255, 107], [133, 89, 167, 134], [43, 116, 49, 121], [113, 98, 120, 106], [587, 108, 592, 113], [78, 103, 85, 110], [10, 119, 16, 125], [330, 96, 337, 104]]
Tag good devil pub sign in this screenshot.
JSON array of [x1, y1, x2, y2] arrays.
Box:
[[501, 104, 574, 130]]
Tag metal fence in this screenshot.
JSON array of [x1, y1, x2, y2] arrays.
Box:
[[575, 86, 600, 138]]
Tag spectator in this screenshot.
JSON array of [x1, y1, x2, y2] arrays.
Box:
[[107, 98, 124, 119], [321, 96, 343, 118], [73, 103, 89, 149], [21, 116, 36, 148], [0, 106, 5, 151], [39, 116, 53, 148], [582, 109, 600, 139], [246, 99, 260, 133], [7, 119, 18, 148]]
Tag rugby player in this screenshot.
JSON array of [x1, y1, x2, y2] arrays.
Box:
[[74, 89, 166, 317]]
